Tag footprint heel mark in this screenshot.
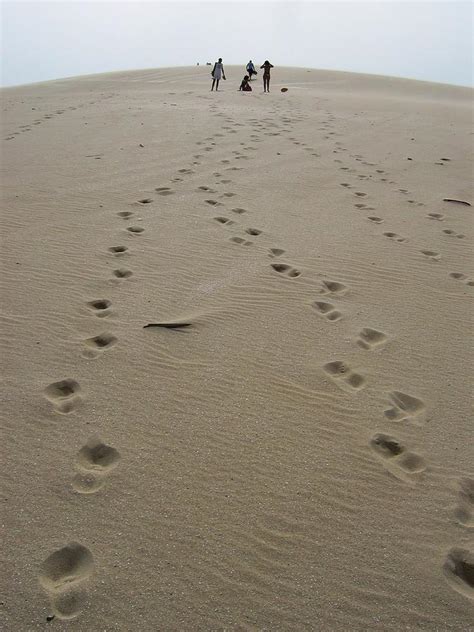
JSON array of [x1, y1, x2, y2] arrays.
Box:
[[368, 216, 383, 223], [108, 245, 128, 256], [117, 211, 133, 219], [323, 361, 366, 392], [357, 327, 388, 350], [370, 433, 426, 484], [137, 198, 153, 205], [312, 301, 342, 321], [384, 391, 426, 423], [454, 478, 474, 528], [83, 333, 117, 358], [443, 548, 474, 600], [39, 543, 94, 619], [87, 299, 112, 318], [44, 379, 82, 414], [270, 263, 301, 278], [245, 228, 262, 236]]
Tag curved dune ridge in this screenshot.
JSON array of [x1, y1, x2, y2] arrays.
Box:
[[1, 66, 473, 628]]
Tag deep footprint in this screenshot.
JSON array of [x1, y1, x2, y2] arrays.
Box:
[[44, 379, 82, 414], [357, 327, 388, 350], [312, 301, 342, 321]]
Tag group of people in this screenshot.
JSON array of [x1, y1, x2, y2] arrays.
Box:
[[210, 59, 274, 93]]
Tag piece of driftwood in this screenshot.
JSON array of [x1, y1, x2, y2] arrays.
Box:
[[143, 322, 192, 329], [443, 198, 471, 206]]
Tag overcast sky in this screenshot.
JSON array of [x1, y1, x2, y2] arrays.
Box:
[[1, 1, 472, 87]]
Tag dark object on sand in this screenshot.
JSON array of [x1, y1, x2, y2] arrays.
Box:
[[281, 87, 288, 92], [144, 322, 192, 329], [443, 198, 471, 207]]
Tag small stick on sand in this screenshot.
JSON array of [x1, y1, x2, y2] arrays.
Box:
[[143, 322, 192, 329], [443, 198, 471, 206]]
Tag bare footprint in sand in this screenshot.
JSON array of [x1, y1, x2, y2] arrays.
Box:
[[454, 478, 474, 528], [323, 360, 366, 392], [370, 433, 426, 484], [357, 327, 388, 350], [268, 248, 285, 258], [384, 232, 407, 243], [44, 379, 82, 414], [246, 228, 262, 236], [312, 301, 342, 321], [82, 333, 118, 359], [321, 280, 347, 295], [155, 187, 175, 196], [39, 543, 94, 619], [443, 548, 474, 600], [108, 245, 128, 256], [421, 250, 441, 261], [117, 211, 133, 219], [427, 212, 444, 221], [72, 435, 120, 494], [205, 199, 223, 206], [87, 299, 112, 318], [213, 216, 234, 225], [229, 236, 253, 246], [270, 263, 301, 278], [231, 207, 247, 214], [112, 268, 133, 279], [368, 216, 384, 224], [126, 226, 144, 234], [384, 391, 426, 423]]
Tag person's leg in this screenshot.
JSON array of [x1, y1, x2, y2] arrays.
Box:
[[267, 77, 271, 92], [216, 79, 220, 91], [211, 78, 216, 91]]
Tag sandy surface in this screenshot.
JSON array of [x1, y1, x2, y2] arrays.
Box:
[[1, 66, 473, 630]]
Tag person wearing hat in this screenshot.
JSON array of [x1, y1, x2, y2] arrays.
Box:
[[260, 60, 274, 93], [211, 58, 226, 91]]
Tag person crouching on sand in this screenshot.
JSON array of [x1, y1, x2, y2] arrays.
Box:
[[260, 60, 274, 93], [211, 58, 226, 91], [239, 75, 252, 92]]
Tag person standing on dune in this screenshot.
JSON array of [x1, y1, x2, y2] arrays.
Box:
[[211, 58, 226, 91], [260, 60, 274, 93]]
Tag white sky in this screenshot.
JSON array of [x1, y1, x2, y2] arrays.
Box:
[[1, 1, 472, 87]]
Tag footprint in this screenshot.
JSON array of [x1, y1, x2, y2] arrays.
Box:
[[370, 433, 426, 484], [39, 543, 94, 620], [443, 548, 474, 600], [198, 186, 216, 193], [178, 168, 194, 174], [312, 301, 342, 321], [83, 333, 117, 358], [268, 248, 285, 257], [357, 327, 388, 350], [368, 216, 383, 223], [117, 211, 133, 219], [108, 245, 128, 255], [86, 299, 112, 318], [229, 236, 252, 246], [443, 229, 465, 239], [449, 272, 467, 280], [384, 391, 426, 423], [270, 263, 301, 278], [213, 216, 233, 225], [231, 207, 247, 214], [246, 228, 262, 236], [321, 280, 347, 295], [112, 268, 132, 279], [205, 199, 223, 206], [427, 212, 444, 221], [44, 379, 82, 414], [421, 250, 441, 261], [155, 187, 174, 196], [383, 232, 407, 243], [72, 435, 120, 494], [138, 198, 153, 204], [323, 360, 366, 392], [354, 192, 367, 197], [454, 478, 474, 528]]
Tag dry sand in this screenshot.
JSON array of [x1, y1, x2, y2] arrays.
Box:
[[1, 66, 473, 630]]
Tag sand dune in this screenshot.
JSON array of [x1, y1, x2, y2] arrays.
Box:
[[1, 66, 473, 629]]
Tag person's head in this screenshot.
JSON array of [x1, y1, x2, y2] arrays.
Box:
[[264, 60, 269, 65], [244, 75, 249, 81], [218, 58, 222, 63]]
